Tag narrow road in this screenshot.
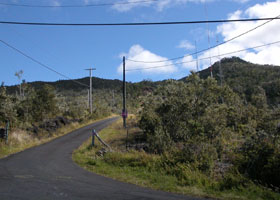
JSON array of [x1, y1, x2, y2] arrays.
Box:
[[0, 117, 202, 200]]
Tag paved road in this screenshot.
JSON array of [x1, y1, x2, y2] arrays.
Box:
[[0, 117, 203, 200]]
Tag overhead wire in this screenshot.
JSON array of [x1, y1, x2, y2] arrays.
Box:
[[1, 4, 279, 79], [125, 40, 280, 71], [0, 0, 158, 8], [0, 17, 279, 26], [127, 14, 280, 63], [5, 24, 70, 73], [0, 39, 89, 88]]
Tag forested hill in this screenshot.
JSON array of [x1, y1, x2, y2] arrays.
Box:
[[194, 57, 280, 106], [6, 77, 124, 94], [6, 56, 280, 106], [6, 76, 163, 99]]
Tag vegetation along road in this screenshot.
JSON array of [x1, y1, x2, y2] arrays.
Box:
[[0, 117, 203, 200]]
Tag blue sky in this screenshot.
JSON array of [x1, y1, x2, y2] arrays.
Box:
[[1, 0, 279, 86]]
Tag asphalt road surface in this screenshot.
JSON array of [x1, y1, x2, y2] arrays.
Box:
[[0, 117, 204, 200]]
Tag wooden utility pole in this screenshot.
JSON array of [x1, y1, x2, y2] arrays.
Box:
[[85, 68, 96, 114], [122, 56, 127, 128], [87, 89, 90, 108]]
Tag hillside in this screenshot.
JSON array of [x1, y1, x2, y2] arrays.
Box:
[[189, 57, 280, 106], [6, 77, 124, 94], [73, 58, 280, 200], [5, 56, 280, 108]]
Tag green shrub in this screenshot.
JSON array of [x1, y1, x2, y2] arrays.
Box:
[[219, 170, 250, 190], [103, 151, 159, 169], [237, 131, 280, 188]]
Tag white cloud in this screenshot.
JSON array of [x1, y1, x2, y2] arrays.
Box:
[[180, 55, 198, 71], [232, 0, 250, 3], [117, 45, 177, 74], [51, 0, 61, 6], [177, 40, 195, 50], [156, 0, 171, 11], [112, 0, 154, 12], [83, 0, 103, 5], [111, 0, 227, 12], [195, 0, 280, 70], [84, 0, 90, 5]]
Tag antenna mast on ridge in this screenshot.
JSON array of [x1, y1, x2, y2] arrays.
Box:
[[204, 1, 213, 77], [216, 36, 223, 86], [195, 40, 199, 74]]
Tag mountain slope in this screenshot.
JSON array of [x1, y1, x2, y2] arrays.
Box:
[[193, 57, 280, 106], [6, 77, 124, 94], [6, 57, 280, 106]]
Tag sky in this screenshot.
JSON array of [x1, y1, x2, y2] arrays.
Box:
[[0, 0, 280, 86]]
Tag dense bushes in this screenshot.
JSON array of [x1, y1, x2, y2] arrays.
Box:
[[140, 74, 247, 152], [0, 86, 17, 125], [0, 84, 114, 131], [0, 85, 59, 127], [199, 57, 280, 107], [139, 73, 280, 189], [237, 131, 280, 187]]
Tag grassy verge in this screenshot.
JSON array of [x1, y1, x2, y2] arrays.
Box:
[[73, 117, 280, 200], [0, 115, 116, 158]]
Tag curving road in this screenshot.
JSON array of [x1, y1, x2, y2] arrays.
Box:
[[0, 117, 203, 200]]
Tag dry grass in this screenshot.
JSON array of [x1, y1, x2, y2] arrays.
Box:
[[0, 115, 116, 158]]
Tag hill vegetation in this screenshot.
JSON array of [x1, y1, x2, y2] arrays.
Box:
[[139, 73, 279, 188], [0, 77, 125, 156], [74, 57, 280, 199], [136, 58, 280, 198], [0, 74, 160, 152], [1, 57, 280, 199], [198, 57, 280, 106]]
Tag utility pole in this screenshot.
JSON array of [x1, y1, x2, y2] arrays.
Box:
[[87, 89, 90, 108], [122, 56, 127, 128], [85, 68, 96, 114]]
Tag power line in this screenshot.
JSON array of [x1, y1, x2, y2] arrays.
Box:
[[0, 17, 279, 26], [127, 14, 280, 63], [5, 24, 69, 72], [0, 39, 89, 88], [0, 0, 158, 8], [125, 40, 280, 71]]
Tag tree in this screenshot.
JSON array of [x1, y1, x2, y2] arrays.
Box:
[[15, 85, 36, 123], [31, 85, 59, 121], [139, 74, 252, 153], [15, 70, 23, 98], [0, 86, 16, 125]]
